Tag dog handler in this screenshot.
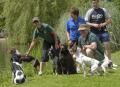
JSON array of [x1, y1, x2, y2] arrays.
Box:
[[26, 17, 60, 75], [78, 24, 104, 62]]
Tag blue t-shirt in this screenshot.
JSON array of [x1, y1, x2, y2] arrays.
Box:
[[67, 16, 86, 41]]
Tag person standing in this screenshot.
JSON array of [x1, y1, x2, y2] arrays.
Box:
[[66, 7, 86, 72], [66, 7, 86, 49], [85, 0, 113, 67], [26, 17, 60, 75]]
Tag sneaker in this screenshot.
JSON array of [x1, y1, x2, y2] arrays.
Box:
[[38, 71, 43, 76]]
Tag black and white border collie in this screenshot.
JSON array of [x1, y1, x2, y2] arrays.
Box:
[[10, 48, 40, 84], [10, 48, 26, 84]]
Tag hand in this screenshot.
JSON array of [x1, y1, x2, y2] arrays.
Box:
[[99, 23, 106, 28], [83, 45, 88, 51], [93, 24, 100, 28], [68, 40, 72, 45], [83, 46, 87, 51], [25, 51, 29, 56]]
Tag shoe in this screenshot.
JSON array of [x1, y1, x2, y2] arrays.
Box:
[[38, 71, 43, 76]]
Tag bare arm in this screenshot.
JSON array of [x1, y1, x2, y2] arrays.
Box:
[[86, 22, 100, 29], [85, 9, 100, 28], [84, 42, 97, 50], [100, 8, 112, 27], [26, 39, 37, 55], [66, 31, 70, 41], [99, 18, 112, 28], [86, 18, 112, 29]]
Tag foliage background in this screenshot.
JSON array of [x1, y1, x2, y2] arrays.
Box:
[[0, 0, 120, 48], [0, 0, 120, 87]]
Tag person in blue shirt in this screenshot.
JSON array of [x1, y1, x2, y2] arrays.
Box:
[[66, 7, 86, 73], [66, 7, 86, 49]]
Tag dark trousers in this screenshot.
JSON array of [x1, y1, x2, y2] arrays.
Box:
[[41, 40, 60, 62]]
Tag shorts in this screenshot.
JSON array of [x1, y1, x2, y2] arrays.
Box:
[[41, 41, 51, 62], [97, 32, 110, 43], [41, 40, 60, 62]]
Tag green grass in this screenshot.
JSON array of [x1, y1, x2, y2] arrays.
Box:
[[1, 51, 120, 87]]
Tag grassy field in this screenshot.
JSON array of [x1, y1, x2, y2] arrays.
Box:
[[0, 51, 120, 87]]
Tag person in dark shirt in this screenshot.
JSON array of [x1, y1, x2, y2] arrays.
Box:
[[85, 0, 113, 67], [26, 17, 60, 75]]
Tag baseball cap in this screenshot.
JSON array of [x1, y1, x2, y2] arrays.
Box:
[[32, 17, 40, 23]]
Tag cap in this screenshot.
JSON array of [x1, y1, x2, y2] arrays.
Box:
[[32, 17, 40, 23]]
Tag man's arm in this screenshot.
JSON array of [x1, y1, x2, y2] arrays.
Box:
[[66, 21, 71, 44], [85, 9, 100, 29], [86, 22, 100, 28], [84, 42, 97, 50], [99, 18, 112, 28], [66, 31, 70, 41], [100, 8, 112, 27], [26, 39, 37, 55]]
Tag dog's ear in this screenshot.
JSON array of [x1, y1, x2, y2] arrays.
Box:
[[9, 48, 16, 54]]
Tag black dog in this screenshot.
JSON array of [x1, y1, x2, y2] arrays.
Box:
[[60, 44, 77, 74], [49, 44, 76, 75]]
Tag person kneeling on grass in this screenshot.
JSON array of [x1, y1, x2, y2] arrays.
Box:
[[26, 17, 60, 76], [78, 24, 105, 65]]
